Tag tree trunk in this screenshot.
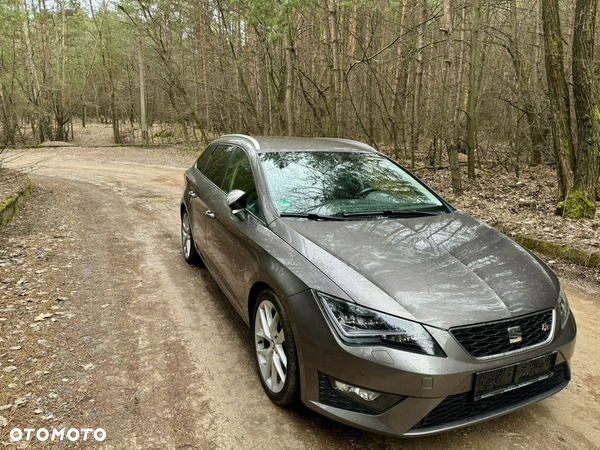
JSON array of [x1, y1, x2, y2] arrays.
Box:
[[57, 0, 67, 142], [0, 86, 16, 146], [138, 36, 148, 142], [110, 89, 121, 144], [326, 0, 342, 137], [566, 0, 600, 219], [285, 29, 296, 136], [442, 0, 463, 194], [18, 0, 43, 143], [465, 0, 480, 179], [507, 0, 542, 166], [454, 1, 467, 132], [411, 0, 427, 169], [391, 0, 409, 159], [348, 0, 359, 59], [542, 0, 576, 204]]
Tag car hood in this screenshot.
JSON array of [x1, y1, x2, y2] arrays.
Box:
[[274, 212, 559, 329]]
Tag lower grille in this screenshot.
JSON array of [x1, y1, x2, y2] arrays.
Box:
[[412, 363, 569, 430], [318, 373, 380, 415]]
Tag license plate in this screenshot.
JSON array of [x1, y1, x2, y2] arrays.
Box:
[[473, 353, 557, 401]]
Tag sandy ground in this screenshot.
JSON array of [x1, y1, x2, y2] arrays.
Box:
[[0, 145, 599, 449]]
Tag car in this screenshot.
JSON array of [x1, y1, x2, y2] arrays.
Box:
[[180, 135, 576, 437]]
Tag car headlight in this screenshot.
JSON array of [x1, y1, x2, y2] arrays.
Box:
[[315, 291, 446, 357], [559, 287, 570, 329]]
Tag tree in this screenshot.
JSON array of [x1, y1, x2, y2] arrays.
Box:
[[566, 0, 600, 218], [465, 0, 480, 179], [507, 0, 543, 167], [441, 0, 462, 194], [326, 0, 342, 137], [0, 0, 596, 223], [138, 35, 148, 142], [410, 0, 427, 169], [18, 0, 43, 143], [390, 0, 409, 160], [542, 0, 576, 204], [284, 28, 296, 136], [90, 0, 123, 144]]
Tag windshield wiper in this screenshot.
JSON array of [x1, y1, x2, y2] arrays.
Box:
[[342, 210, 444, 218], [279, 212, 347, 221]]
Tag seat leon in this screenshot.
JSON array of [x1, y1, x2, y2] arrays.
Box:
[[180, 135, 576, 437]]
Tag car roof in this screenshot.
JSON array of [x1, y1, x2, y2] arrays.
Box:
[[212, 135, 378, 154]]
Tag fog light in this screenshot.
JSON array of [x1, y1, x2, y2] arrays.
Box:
[[329, 376, 403, 412], [332, 379, 380, 401]]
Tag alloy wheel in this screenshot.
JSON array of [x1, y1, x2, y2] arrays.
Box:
[[254, 300, 288, 393], [181, 213, 192, 258]]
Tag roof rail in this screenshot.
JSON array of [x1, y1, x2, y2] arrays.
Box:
[[220, 134, 261, 150], [316, 137, 377, 153]]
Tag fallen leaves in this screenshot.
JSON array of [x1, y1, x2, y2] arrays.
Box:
[[421, 165, 600, 253], [33, 312, 53, 322]]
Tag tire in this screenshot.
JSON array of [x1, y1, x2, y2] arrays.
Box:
[[181, 209, 200, 265], [252, 289, 300, 406]]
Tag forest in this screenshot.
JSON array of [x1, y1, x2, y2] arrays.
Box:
[[0, 0, 599, 219]]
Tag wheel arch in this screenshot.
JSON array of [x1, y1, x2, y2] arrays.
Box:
[[247, 281, 275, 324]]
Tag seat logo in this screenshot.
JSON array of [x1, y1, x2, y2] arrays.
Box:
[[541, 323, 551, 332], [508, 326, 522, 344]]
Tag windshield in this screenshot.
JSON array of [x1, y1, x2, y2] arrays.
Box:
[[260, 152, 447, 217]]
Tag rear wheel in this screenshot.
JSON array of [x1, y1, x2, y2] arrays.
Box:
[[252, 290, 300, 405], [181, 210, 200, 264]]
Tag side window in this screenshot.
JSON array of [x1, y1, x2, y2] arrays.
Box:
[[203, 145, 234, 187], [195, 145, 216, 173], [223, 148, 261, 217]]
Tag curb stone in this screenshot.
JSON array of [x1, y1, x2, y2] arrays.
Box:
[[497, 226, 600, 269], [0, 178, 33, 228]]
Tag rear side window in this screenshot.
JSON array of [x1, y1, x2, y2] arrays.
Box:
[[195, 145, 216, 173], [204, 145, 234, 187], [223, 148, 261, 216]]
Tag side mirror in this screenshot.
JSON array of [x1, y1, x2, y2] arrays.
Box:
[[226, 189, 247, 221]]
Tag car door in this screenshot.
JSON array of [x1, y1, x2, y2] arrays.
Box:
[[188, 144, 234, 253], [204, 146, 262, 312]]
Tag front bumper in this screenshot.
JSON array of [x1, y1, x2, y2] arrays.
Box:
[[285, 290, 577, 437]]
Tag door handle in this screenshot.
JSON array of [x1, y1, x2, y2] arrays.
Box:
[[188, 190, 197, 198], [205, 210, 215, 219]]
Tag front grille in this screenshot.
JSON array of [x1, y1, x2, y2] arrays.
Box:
[[318, 373, 380, 415], [411, 363, 569, 430], [450, 309, 554, 358]]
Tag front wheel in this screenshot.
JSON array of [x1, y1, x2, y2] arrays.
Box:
[[252, 290, 300, 405], [181, 210, 200, 264]]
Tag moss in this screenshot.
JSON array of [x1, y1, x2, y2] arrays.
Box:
[[154, 130, 175, 138], [0, 181, 32, 228], [0, 195, 17, 210], [563, 187, 596, 219], [595, 107, 600, 124], [495, 226, 600, 268]]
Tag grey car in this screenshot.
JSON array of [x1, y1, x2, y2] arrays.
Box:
[[180, 135, 576, 437]]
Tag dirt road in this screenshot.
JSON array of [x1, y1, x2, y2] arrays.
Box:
[[2, 146, 599, 449]]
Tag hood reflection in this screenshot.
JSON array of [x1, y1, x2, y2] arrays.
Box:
[[279, 212, 558, 329]]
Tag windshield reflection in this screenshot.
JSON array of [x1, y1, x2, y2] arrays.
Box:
[[260, 152, 446, 217]]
